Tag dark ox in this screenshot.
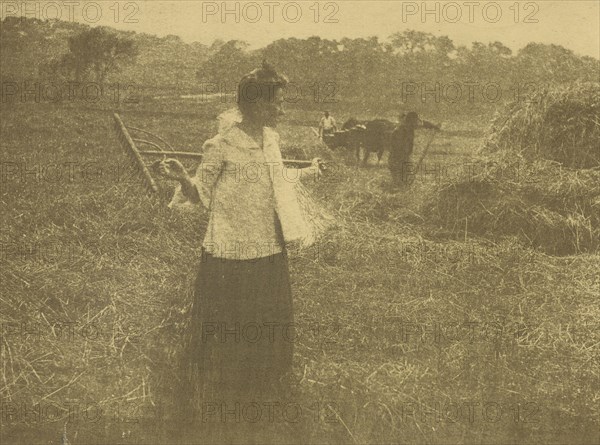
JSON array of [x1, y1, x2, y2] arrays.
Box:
[[324, 118, 397, 166]]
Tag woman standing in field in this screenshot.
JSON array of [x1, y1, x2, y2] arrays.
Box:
[[157, 62, 322, 441]]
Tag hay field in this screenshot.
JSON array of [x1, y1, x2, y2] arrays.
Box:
[[1, 96, 599, 445]]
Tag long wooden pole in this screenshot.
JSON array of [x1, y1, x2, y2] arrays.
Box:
[[138, 150, 202, 159], [138, 150, 324, 166], [408, 128, 440, 186]]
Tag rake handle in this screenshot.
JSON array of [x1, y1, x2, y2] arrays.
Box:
[[408, 127, 440, 185], [138, 150, 327, 166]]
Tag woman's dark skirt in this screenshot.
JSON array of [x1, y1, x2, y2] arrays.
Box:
[[182, 249, 294, 407]]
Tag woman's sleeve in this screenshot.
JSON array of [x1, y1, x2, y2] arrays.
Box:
[[168, 137, 225, 210]]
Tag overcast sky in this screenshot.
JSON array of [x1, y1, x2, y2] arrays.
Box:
[[9, 1, 600, 57]]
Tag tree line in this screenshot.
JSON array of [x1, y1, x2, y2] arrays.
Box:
[[197, 32, 598, 114], [2, 17, 598, 116]]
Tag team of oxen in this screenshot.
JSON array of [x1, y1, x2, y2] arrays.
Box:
[[322, 116, 440, 166]]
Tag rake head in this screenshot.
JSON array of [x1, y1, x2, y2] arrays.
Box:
[[113, 113, 159, 194]]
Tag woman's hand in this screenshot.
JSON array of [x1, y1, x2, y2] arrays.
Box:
[[311, 157, 324, 178], [155, 157, 200, 202], [156, 158, 189, 181]]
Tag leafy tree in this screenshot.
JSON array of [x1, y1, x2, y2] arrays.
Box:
[[389, 30, 433, 55], [57, 27, 138, 83], [196, 40, 255, 86], [430, 35, 456, 58], [210, 39, 226, 51], [488, 41, 512, 57]]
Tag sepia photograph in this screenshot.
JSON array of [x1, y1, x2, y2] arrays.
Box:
[[1, 1, 599, 444]]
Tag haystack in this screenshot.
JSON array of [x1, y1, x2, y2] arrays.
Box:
[[423, 82, 600, 255], [278, 124, 335, 161], [483, 82, 600, 168]]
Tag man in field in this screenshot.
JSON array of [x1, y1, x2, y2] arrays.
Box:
[[319, 110, 338, 140], [389, 111, 437, 186]]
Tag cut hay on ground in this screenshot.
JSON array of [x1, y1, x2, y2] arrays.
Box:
[[3, 99, 599, 444], [422, 150, 600, 255], [483, 82, 600, 169], [423, 82, 600, 255], [278, 124, 335, 161]]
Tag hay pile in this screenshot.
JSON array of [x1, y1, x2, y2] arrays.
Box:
[[423, 83, 600, 255], [279, 124, 335, 161], [483, 82, 600, 168], [423, 153, 599, 254]]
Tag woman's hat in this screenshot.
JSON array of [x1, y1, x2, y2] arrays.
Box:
[[239, 60, 288, 88], [237, 60, 288, 112]]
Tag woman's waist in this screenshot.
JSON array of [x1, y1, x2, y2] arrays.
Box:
[[201, 238, 284, 260]]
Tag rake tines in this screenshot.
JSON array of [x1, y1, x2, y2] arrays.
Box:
[[114, 113, 159, 194]]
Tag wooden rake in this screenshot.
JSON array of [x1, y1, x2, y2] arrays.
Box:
[[113, 113, 325, 195], [114, 113, 161, 194], [407, 126, 441, 186]]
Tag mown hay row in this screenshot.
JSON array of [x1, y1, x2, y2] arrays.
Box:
[[422, 150, 600, 255], [483, 82, 600, 169], [424, 83, 600, 255]]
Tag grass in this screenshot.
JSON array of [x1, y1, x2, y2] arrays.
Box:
[[1, 98, 599, 444]]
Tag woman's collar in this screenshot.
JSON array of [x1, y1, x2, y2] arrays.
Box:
[[223, 124, 279, 150], [223, 125, 262, 150]]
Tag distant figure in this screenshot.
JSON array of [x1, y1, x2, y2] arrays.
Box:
[[319, 110, 337, 139], [398, 112, 441, 130], [388, 111, 420, 186]]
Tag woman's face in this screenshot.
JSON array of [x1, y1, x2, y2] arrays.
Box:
[[246, 86, 285, 127]]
